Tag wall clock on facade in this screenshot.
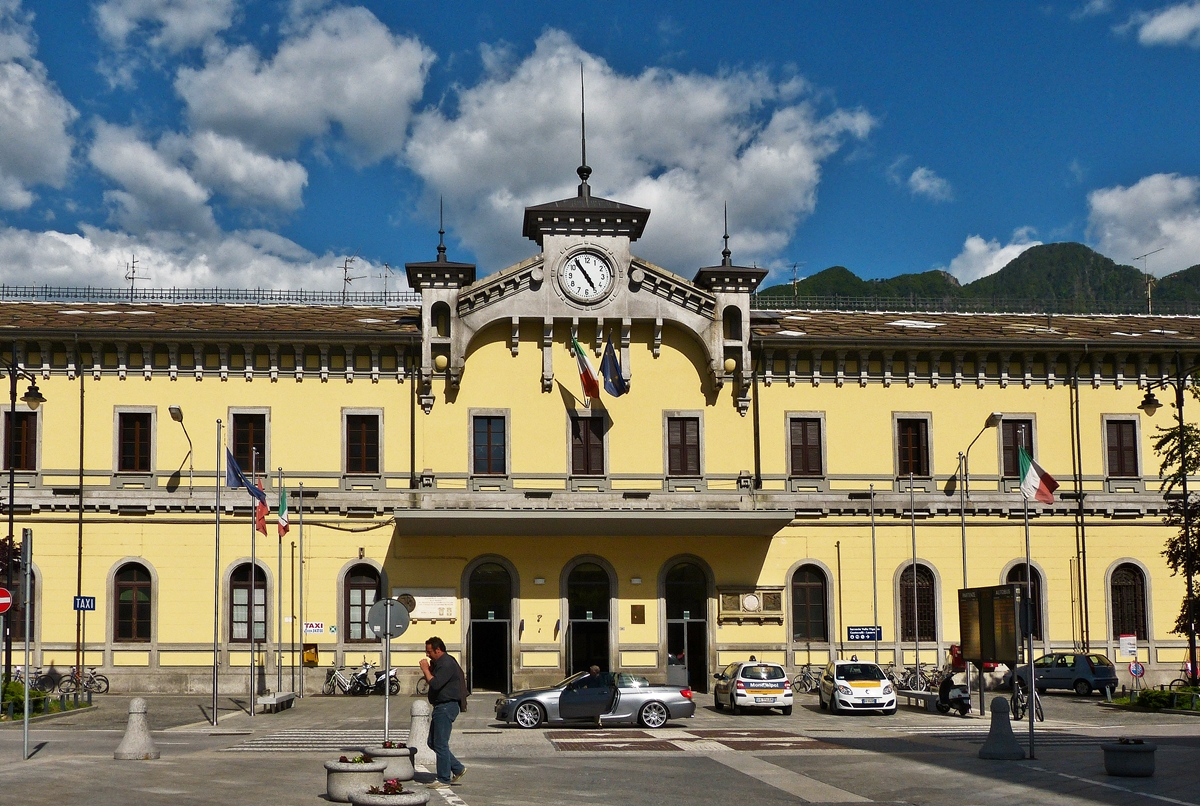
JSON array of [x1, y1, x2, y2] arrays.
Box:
[[559, 249, 615, 304]]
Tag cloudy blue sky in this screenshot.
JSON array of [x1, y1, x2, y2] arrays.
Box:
[[1, 0, 1198, 291]]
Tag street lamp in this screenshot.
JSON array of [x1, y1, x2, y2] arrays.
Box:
[[958, 412, 1002, 584], [1137, 355, 1198, 688], [169, 405, 194, 494], [3, 348, 47, 682]]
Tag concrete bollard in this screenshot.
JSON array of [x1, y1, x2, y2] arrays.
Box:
[[409, 700, 435, 767], [978, 697, 1026, 760], [114, 697, 160, 760]]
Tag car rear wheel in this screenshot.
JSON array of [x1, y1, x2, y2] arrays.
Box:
[[781, 705, 793, 716], [639, 701, 670, 729], [514, 701, 544, 729], [1073, 680, 1092, 696]]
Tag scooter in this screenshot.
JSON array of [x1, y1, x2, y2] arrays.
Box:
[[350, 661, 402, 696], [936, 673, 972, 716]]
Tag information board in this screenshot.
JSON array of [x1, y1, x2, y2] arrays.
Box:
[[393, 587, 457, 620], [958, 584, 1022, 664], [1118, 634, 1138, 658], [847, 626, 882, 641]]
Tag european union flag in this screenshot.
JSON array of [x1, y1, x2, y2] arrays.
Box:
[[601, 337, 628, 397], [226, 449, 267, 504]]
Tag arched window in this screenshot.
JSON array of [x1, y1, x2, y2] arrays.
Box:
[[345, 565, 382, 642], [1006, 565, 1043, 641], [114, 563, 152, 642], [791, 565, 828, 642], [722, 306, 742, 341], [1111, 563, 1147, 640], [432, 302, 451, 338], [899, 565, 936, 642], [230, 564, 266, 643]]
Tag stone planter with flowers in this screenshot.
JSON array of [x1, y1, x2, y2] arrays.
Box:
[[371, 741, 417, 781], [324, 754, 388, 803], [348, 778, 430, 806]]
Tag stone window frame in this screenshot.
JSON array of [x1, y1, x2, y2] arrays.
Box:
[[342, 407, 384, 476], [112, 405, 157, 476]]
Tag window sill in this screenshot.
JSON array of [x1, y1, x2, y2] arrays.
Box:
[[788, 476, 828, 493], [666, 477, 706, 492], [470, 476, 509, 492]]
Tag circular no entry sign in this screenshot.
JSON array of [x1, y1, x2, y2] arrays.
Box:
[[0, 587, 11, 615]]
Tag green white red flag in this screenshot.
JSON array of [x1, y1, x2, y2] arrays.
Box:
[[1018, 447, 1058, 504], [571, 335, 601, 403], [278, 486, 289, 537]]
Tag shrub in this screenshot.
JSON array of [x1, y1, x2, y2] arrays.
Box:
[[1136, 689, 1170, 709]]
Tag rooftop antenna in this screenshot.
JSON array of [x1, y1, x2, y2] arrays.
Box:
[[1133, 247, 1164, 314], [123, 254, 150, 302], [375, 262, 395, 299], [791, 261, 807, 295], [721, 203, 732, 266], [340, 248, 364, 306], [577, 62, 591, 199]]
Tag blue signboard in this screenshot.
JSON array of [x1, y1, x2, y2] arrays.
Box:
[[847, 625, 882, 641], [73, 596, 96, 611]]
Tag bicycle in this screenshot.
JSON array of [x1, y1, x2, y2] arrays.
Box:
[[59, 666, 109, 695], [415, 676, 429, 696], [1010, 678, 1044, 722], [322, 665, 359, 695], [790, 664, 820, 693], [31, 667, 60, 693], [1168, 661, 1196, 690]]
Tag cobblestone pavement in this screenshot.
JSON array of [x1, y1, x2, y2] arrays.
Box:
[[0, 688, 1197, 805]]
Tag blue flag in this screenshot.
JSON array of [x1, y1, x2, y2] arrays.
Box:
[[601, 337, 628, 397], [226, 448, 267, 504]]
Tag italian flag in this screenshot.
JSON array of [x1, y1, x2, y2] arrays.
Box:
[[1018, 447, 1059, 504], [572, 335, 601, 402], [278, 487, 290, 538]]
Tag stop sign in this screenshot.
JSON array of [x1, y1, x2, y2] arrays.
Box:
[[0, 588, 11, 615]]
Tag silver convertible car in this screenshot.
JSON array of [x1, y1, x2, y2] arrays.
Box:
[[494, 671, 696, 729]]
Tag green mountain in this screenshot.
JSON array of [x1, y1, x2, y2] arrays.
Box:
[[756, 242, 1193, 310]]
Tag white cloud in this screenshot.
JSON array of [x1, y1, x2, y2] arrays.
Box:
[[945, 228, 1042, 283], [88, 122, 216, 235], [175, 6, 434, 163], [94, 0, 237, 52], [0, 223, 401, 291], [1087, 173, 1200, 272], [0, 1, 77, 210], [1124, 2, 1200, 47], [185, 130, 307, 211], [907, 166, 953, 202], [406, 30, 873, 273], [1071, 0, 1113, 20]]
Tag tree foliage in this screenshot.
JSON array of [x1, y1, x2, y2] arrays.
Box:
[[1153, 412, 1200, 637]]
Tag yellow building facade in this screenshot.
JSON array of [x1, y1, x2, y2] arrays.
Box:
[[0, 178, 1194, 694]]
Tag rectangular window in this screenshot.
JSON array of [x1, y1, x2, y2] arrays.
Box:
[[1001, 419, 1034, 477], [345, 414, 380, 474], [1107, 420, 1138, 478], [667, 416, 701, 476], [3, 411, 36, 471], [896, 418, 930, 477], [118, 412, 152, 472], [232, 413, 267, 473], [789, 418, 822, 476], [473, 416, 506, 475], [571, 416, 605, 476]]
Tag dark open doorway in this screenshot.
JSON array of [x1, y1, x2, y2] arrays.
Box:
[[566, 562, 611, 674], [468, 562, 512, 692], [665, 562, 709, 693]]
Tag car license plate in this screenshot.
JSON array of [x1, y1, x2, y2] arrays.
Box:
[[861, 698, 879, 704], [755, 697, 774, 703]]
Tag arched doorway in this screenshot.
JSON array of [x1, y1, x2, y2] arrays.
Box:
[[566, 562, 611, 674], [468, 562, 512, 692], [1006, 564, 1043, 641], [664, 562, 709, 693]]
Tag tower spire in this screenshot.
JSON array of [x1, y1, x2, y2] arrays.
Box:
[[721, 202, 732, 266], [437, 196, 447, 262], [577, 62, 591, 199]]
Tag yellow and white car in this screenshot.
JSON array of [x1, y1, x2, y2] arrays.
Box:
[[713, 661, 794, 715], [818, 660, 897, 715]]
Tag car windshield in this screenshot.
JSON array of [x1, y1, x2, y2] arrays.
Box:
[[836, 663, 885, 681], [616, 673, 650, 688], [554, 672, 590, 689], [1088, 654, 1114, 667], [740, 665, 786, 680]]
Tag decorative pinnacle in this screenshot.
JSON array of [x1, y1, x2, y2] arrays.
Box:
[[721, 202, 732, 266], [437, 196, 447, 262], [577, 63, 591, 197]]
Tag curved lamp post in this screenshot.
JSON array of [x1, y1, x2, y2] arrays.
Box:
[[169, 405, 193, 494]]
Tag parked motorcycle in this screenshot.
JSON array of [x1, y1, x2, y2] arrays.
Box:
[[349, 661, 401, 696], [936, 672, 972, 716]]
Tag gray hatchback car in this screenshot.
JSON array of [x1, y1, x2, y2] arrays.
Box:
[[1009, 652, 1119, 696]]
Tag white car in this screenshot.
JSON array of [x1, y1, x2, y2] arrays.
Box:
[[818, 660, 897, 715], [712, 661, 794, 715]]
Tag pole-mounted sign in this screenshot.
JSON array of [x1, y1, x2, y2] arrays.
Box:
[[0, 587, 10, 614], [72, 596, 96, 611]]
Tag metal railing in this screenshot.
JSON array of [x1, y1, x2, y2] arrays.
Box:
[[751, 294, 1200, 315], [0, 285, 421, 307]]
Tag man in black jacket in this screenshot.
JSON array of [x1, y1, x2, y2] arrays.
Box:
[[419, 636, 467, 788]]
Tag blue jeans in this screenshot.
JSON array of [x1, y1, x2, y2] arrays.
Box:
[[428, 701, 464, 783]]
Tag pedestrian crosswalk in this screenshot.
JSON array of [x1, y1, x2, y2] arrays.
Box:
[[883, 724, 1116, 747], [221, 728, 410, 752]]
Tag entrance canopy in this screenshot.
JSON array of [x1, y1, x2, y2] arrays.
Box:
[[391, 509, 793, 537]]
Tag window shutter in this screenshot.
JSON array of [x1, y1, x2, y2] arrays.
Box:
[[588, 418, 604, 476], [668, 418, 682, 475], [684, 418, 700, 475]]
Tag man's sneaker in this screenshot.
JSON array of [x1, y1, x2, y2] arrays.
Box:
[[451, 767, 468, 784], [427, 781, 451, 790]]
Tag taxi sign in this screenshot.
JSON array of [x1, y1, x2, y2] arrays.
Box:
[[73, 596, 96, 611]]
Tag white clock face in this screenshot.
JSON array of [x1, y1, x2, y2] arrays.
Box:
[[560, 250, 615, 303]]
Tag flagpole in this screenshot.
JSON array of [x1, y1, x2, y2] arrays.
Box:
[[250, 447, 257, 718], [277, 466, 283, 695], [298, 482, 304, 698], [910, 472, 920, 690], [212, 419, 222, 727], [1021, 425, 1036, 758]]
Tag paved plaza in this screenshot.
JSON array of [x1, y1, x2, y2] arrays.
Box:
[[1, 689, 1198, 805]]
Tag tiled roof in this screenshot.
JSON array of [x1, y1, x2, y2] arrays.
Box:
[[0, 302, 422, 339], [751, 310, 1200, 348]]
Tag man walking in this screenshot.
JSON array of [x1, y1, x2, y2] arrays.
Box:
[[419, 636, 467, 788]]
